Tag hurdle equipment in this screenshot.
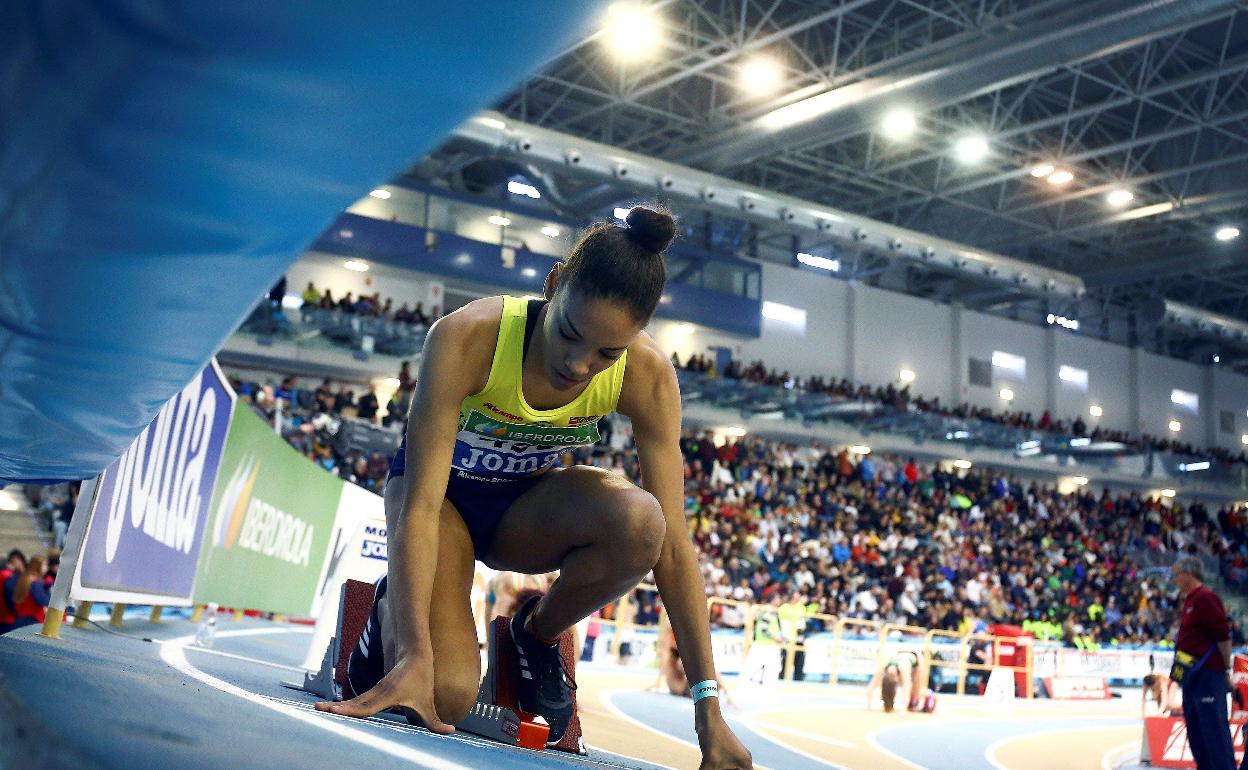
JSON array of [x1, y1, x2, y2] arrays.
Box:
[[304, 579, 585, 754]]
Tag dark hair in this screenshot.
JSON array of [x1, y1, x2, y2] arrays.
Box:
[[7, 549, 25, 563], [558, 205, 675, 323], [881, 671, 898, 713], [1143, 674, 1157, 687]]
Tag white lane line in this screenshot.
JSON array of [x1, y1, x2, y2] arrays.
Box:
[[983, 733, 1012, 770], [595, 690, 699, 770], [604, 689, 855, 770], [673, 701, 856, 749], [160, 629, 473, 770], [157, 627, 312, 674], [983, 727, 1139, 770], [864, 726, 930, 770], [1099, 740, 1139, 770]]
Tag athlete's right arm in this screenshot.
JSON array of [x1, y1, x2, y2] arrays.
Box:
[[316, 301, 495, 729]]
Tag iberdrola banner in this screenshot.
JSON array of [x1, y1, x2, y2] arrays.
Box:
[[193, 406, 343, 616]]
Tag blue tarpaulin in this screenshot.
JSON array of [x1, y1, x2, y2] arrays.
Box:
[[0, 1, 592, 484]]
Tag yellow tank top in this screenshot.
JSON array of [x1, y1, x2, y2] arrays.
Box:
[[449, 296, 627, 482]]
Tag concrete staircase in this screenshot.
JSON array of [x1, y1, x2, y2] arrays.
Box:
[[0, 505, 52, 561]]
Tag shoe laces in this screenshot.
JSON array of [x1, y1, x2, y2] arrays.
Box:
[[536, 642, 578, 700]]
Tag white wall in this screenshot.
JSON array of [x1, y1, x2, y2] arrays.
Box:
[[1212, 367, 1248, 452], [961, 311, 1048, 416], [1055, 332, 1133, 434], [854, 283, 954, 401], [1138, 350, 1206, 444]]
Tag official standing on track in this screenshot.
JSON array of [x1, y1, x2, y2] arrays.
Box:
[[1171, 557, 1236, 770]]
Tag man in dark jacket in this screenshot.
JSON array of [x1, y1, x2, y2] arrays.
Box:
[[1171, 557, 1236, 769]]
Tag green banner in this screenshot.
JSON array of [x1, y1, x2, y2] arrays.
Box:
[[461, 409, 600, 446], [193, 407, 343, 615]]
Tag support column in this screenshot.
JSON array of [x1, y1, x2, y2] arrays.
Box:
[[845, 281, 858, 384], [951, 303, 966, 406], [1128, 347, 1143, 435], [1043, 327, 1057, 416]]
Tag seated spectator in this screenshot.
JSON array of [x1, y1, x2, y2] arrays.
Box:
[[301, 281, 321, 307], [338, 291, 356, 314], [315, 378, 335, 413], [319, 289, 336, 310], [398, 360, 415, 392], [3, 556, 49, 632], [357, 388, 380, 421], [0, 550, 26, 635], [333, 385, 355, 413]]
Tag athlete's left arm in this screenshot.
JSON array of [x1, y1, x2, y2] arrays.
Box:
[[619, 338, 752, 769]]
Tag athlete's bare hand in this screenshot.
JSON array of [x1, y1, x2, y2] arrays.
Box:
[[696, 712, 753, 770], [314, 654, 454, 735]]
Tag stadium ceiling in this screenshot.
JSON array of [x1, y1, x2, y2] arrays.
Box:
[[410, 0, 1248, 369]]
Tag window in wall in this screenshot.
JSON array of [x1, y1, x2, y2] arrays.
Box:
[[1058, 365, 1088, 391], [761, 301, 807, 334], [968, 358, 992, 388], [1170, 388, 1199, 414], [991, 350, 1026, 379]]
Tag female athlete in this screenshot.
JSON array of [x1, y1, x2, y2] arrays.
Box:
[[316, 206, 753, 769]]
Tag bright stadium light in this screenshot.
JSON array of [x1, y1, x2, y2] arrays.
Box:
[[1107, 189, 1134, 207], [1069, 437, 1092, 447], [1160, 489, 1176, 498], [541, 225, 561, 238], [604, 3, 662, 62], [1089, 405, 1103, 417], [507, 180, 541, 199], [999, 387, 1015, 402], [673, 323, 695, 335], [488, 215, 511, 227], [1180, 461, 1211, 472], [614, 207, 631, 221], [1046, 169, 1074, 186], [796, 252, 840, 271], [369, 188, 391, 199], [1071, 476, 1089, 486], [850, 445, 871, 455], [1168, 420, 1182, 433], [723, 426, 748, 438], [1216, 226, 1240, 241], [953, 459, 973, 470], [1242, 433, 1248, 445], [899, 369, 916, 383], [343, 259, 369, 272], [739, 56, 783, 96], [521, 268, 538, 278], [880, 108, 917, 140], [953, 134, 990, 164], [1030, 163, 1055, 178]]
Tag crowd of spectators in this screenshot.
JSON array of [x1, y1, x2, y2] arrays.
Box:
[[570, 420, 1248, 649], [678, 353, 1248, 469], [298, 281, 436, 327]]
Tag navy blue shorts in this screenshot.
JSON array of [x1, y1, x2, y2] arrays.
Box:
[[387, 440, 542, 560]]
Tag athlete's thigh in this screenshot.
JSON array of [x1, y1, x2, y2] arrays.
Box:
[[382, 477, 480, 684], [484, 465, 648, 573]]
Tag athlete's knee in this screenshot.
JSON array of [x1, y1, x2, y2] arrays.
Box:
[[613, 489, 666, 571], [436, 674, 481, 724]]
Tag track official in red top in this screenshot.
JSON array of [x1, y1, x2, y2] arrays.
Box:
[[1171, 557, 1236, 770]]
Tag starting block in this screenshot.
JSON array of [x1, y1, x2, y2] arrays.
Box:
[[302, 579, 585, 754]]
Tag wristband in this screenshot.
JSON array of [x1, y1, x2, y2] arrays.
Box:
[[691, 679, 719, 703]]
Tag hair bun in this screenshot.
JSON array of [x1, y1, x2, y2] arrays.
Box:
[[624, 205, 676, 254]]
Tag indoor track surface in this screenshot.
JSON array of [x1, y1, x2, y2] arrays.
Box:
[[0, 611, 1148, 769]]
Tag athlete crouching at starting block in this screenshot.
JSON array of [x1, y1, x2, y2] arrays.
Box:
[[647, 606, 735, 709], [866, 651, 937, 713], [314, 206, 753, 770]]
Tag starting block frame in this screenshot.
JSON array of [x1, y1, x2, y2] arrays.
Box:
[[291, 579, 585, 754]]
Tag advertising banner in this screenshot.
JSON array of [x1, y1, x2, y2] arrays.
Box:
[[300, 482, 388, 671], [1042, 676, 1110, 700], [1142, 716, 1246, 768], [193, 406, 342, 616], [73, 363, 234, 604]]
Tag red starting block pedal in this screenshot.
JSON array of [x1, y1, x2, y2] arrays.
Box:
[[318, 580, 585, 754]]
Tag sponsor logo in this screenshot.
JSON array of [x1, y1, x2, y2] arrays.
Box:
[[461, 410, 600, 447], [483, 402, 523, 421], [212, 454, 315, 567], [105, 370, 222, 563], [568, 415, 602, 426], [361, 522, 388, 560]]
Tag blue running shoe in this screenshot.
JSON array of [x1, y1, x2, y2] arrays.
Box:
[[509, 595, 577, 743], [346, 575, 387, 698]]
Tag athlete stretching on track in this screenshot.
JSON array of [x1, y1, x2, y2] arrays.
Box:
[[316, 206, 753, 769]]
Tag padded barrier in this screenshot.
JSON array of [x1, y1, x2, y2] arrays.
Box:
[[0, 1, 588, 484]]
